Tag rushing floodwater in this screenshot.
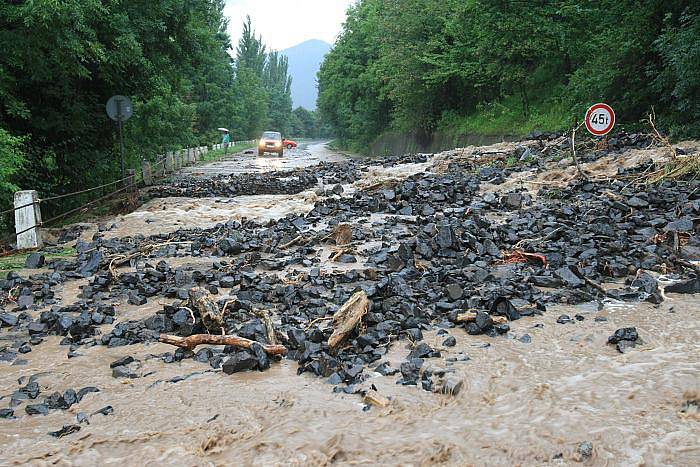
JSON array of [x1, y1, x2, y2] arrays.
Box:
[[1, 143, 698, 465]]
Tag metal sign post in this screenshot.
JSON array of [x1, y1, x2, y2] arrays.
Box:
[[106, 95, 134, 179]]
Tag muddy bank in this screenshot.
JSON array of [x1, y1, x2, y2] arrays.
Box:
[[1, 137, 700, 465]]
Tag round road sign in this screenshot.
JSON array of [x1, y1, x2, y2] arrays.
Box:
[[585, 103, 615, 136], [106, 95, 133, 122]]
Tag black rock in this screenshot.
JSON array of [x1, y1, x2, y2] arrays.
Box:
[[287, 328, 307, 349], [555, 266, 584, 288], [1, 349, 18, 363], [442, 336, 456, 347], [27, 322, 48, 335], [110, 356, 134, 368], [48, 424, 81, 438], [219, 276, 235, 288], [607, 327, 639, 344], [576, 441, 593, 460], [80, 251, 102, 277], [435, 223, 455, 249], [607, 327, 640, 353], [374, 362, 398, 376], [664, 218, 693, 232], [194, 348, 213, 363], [77, 386, 100, 402], [557, 314, 573, 324], [20, 381, 40, 399], [250, 342, 270, 371], [405, 328, 423, 342], [632, 272, 658, 295], [128, 292, 147, 306], [112, 365, 139, 378], [63, 389, 78, 408], [69, 322, 94, 341], [16, 294, 34, 309], [92, 405, 114, 416], [446, 284, 463, 300], [0, 408, 14, 419], [399, 358, 423, 385], [665, 278, 700, 294], [219, 238, 242, 255], [0, 313, 18, 327], [56, 315, 73, 335], [25, 403, 49, 416], [466, 311, 493, 335], [490, 297, 520, 321], [25, 253, 45, 269], [221, 350, 258, 374], [408, 342, 438, 359]]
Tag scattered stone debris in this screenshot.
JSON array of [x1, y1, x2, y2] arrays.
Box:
[[2, 132, 700, 427], [574, 441, 594, 462], [607, 327, 641, 353], [48, 424, 81, 438]]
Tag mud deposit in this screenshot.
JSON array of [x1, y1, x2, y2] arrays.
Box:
[[2, 138, 699, 466]]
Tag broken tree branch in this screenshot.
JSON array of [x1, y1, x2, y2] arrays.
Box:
[[646, 107, 676, 159], [279, 235, 304, 250], [570, 121, 588, 180], [455, 312, 508, 325], [329, 291, 370, 350], [254, 308, 278, 345], [159, 333, 287, 355]]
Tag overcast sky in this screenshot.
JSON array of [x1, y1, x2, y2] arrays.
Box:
[[224, 0, 355, 51]]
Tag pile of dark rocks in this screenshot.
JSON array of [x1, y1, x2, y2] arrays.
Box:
[[150, 169, 318, 198], [2, 133, 698, 409]]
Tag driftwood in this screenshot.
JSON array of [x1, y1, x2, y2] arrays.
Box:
[[254, 308, 278, 345], [188, 287, 225, 334], [159, 333, 287, 355], [363, 390, 390, 408], [455, 312, 508, 325], [329, 291, 370, 350], [279, 235, 304, 249]]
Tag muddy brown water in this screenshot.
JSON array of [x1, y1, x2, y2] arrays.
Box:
[[2, 142, 699, 466]]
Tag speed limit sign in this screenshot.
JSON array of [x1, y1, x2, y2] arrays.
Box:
[[585, 103, 615, 136]]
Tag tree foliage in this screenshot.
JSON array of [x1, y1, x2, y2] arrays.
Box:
[[0, 3, 293, 218], [318, 0, 700, 148]]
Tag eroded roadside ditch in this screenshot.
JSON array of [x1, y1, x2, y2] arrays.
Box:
[[1, 136, 699, 465]]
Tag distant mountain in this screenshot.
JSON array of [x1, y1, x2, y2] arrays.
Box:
[[282, 39, 332, 110]]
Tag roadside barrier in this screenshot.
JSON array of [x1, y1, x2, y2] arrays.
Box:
[[1, 143, 222, 250]]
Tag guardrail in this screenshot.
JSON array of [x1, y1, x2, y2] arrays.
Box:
[[2, 144, 221, 250], [2, 139, 268, 250]]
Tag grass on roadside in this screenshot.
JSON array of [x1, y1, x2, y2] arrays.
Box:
[[438, 96, 573, 137], [195, 143, 256, 165], [0, 246, 76, 273]]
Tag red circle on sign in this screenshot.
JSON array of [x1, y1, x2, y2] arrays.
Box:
[[585, 103, 615, 136]]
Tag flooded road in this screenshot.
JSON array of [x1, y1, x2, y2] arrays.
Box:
[[180, 141, 348, 177], [1, 141, 699, 466]]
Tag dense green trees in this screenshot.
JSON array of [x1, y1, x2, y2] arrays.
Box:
[[318, 0, 700, 149], [0, 2, 293, 222]]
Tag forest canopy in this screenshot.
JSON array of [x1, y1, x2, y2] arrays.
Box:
[[0, 1, 299, 217], [318, 0, 700, 149]]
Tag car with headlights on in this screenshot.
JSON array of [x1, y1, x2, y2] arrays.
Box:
[[258, 131, 283, 156]]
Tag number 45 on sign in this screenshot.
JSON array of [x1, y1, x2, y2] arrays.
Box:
[[585, 103, 615, 136]]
